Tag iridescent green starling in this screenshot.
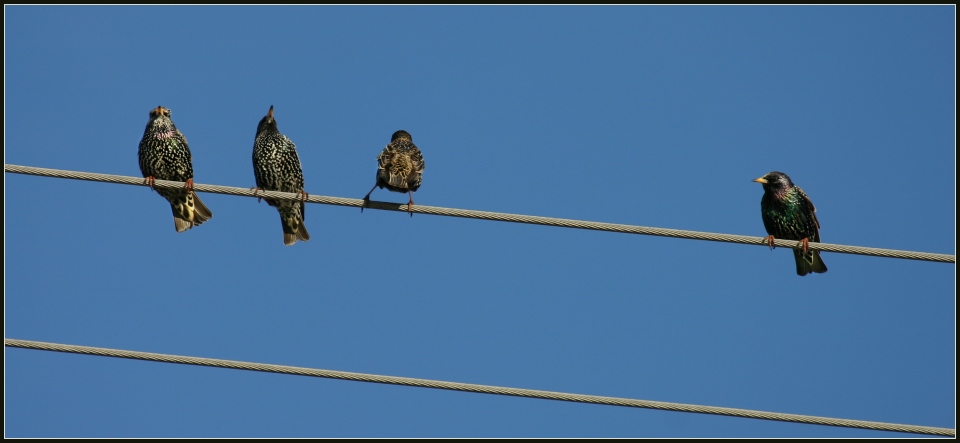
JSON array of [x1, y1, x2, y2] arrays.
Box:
[[252, 106, 310, 246], [361, 130, 425, 216], [754, 171, 827, 276], [138, 106, 213, 233]]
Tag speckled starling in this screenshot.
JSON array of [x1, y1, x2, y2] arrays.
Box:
[[754, 171, 827, 276], [361, 130, 425, 216], [252, 106, 309, 246], [138, 106, 213, 233]]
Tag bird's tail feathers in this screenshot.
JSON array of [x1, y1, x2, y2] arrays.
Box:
[[169, 190, 213, 233], [279, 208, 309, 246], [192, 192, 213, 221], [794, 249, 828, 276], [174, 217, 193, 233], [386, 172, 408, 189]]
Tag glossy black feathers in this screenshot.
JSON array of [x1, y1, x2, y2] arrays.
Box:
[[755, 171, 827, 276]]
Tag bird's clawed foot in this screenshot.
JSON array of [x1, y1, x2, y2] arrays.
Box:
[[184, 178, 195, 192], [764, 235, 776, 250], [361, 193, 372, 213], [798, 238, 810, 253], [251, 186, 264, 203], [407, 193, 415, 218], [144, 176, 156, 189], [298, 190, 309, 203]]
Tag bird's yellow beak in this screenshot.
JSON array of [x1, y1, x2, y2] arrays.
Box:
[[753, 177, 768, 184]]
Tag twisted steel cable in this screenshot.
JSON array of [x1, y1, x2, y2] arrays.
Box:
[[5, 338, 954, 437], [5, 164, 955, 263]]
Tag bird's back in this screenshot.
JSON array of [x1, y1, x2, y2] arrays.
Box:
[[377, 139, 424, 192]]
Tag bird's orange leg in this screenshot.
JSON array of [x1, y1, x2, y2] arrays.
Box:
[[799, 238, 810, 253], [144, 176, 156, 189], [765, 235, 776, 250], [407, 192, 415, 218], [184, 178, 195, 192]]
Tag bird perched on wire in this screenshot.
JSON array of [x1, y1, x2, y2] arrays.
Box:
[[138, 106, 213, 233], [361, 130, 425, 217], [753, 171, 827, 276], [252, 105, 310, 246]]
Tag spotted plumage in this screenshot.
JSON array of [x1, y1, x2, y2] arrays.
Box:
[[138, 106, 213, 233], [253, 106, 309, 246], [361, 130, 425, 216], [754, 171, 827, 276]]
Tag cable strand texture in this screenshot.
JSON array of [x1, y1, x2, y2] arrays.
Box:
[[5, 164, 954, 263], [5, 338, 954, 436]]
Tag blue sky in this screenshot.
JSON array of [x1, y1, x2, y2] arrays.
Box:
[[4, 6, 954, 437]]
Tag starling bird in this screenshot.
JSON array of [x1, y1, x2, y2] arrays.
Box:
[[361, 130, 425, 216], [138, 106, 213, 233], [753, 171, 828, 276], [252, 106, 310, 246]]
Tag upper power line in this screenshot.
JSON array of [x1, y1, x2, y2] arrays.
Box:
[[5, 163, 955, 264]]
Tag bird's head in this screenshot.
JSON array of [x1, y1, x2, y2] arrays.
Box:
[[149, 106, 171, 120], [257, 105, 278, 135], [145, 106, 175, 132], [753, 171, 793, 192], [391, 130, 412, 142]]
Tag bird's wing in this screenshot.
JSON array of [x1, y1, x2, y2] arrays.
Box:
[[797, 186, 820, 230]]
